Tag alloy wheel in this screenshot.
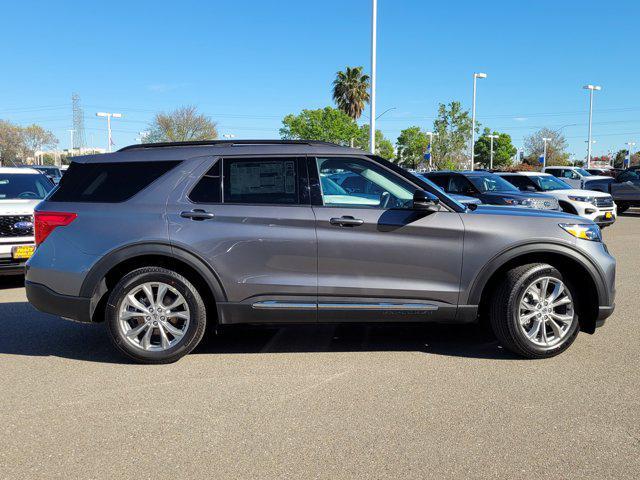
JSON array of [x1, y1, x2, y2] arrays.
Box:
[[518, 276, 575, 349], [118, 282, 191, 352]]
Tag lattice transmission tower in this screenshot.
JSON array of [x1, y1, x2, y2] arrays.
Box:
[[71, 93, 86, 150]]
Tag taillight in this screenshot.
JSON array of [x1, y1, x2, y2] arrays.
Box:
[[34, 211, 77, 246]]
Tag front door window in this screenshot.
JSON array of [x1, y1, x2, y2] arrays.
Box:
[[316, 157, 414, 209]]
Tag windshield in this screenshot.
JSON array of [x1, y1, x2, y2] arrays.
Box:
[[575, 168, 591, 176], [530, 175, 572, 191], [467, 174, 518, 193], [0, 173, 53, 200]]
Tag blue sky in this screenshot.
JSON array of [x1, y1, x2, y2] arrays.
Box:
[[1, 0, 638, 159]]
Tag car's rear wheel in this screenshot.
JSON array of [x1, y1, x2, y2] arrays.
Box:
[[106, 267, 207, 364], [489, 263, 580, 358], [617, 203, 629, 214]]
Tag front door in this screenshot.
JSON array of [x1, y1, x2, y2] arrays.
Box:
[[166, 156, 317, 324], [310, 156, 464, 322]]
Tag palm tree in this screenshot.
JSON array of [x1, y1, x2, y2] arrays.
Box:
[[332, 66, 371, 121]]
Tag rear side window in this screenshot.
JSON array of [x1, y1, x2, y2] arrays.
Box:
[[49, 161, 180, 203], [426, 174, 449, 190], [502, 175, 531, 191], [223, 158, 299, 204]]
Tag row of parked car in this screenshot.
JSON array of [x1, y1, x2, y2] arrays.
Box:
[[382, 165, 640, 228]]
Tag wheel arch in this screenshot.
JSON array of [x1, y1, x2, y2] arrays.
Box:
[[81, 242, 226, 323], [558, 200, 578, 215], [470, 243, 607, 334]]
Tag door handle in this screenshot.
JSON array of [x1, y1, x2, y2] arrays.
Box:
[[329, 216, 364, 227], [180, 209, 215, 220]]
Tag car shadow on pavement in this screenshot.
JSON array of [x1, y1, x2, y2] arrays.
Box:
[[0, 301, 518, 363], [195, 323, 518, 360], [620, 209, 640, 217]]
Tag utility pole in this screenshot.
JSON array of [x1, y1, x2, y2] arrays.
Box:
[[96, 112, 123, 152], [369, 0, 377, 154], [470, 72, 487, 171]]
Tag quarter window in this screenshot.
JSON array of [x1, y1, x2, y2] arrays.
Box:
[[223, 158, 299, 204], [189, 161, 221, 203]]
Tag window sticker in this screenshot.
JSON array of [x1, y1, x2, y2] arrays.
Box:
[[229, 161, 296, 195]]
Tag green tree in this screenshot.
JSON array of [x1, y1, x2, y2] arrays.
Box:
[[431, 101, 475, 168], [474, 128, 517, 169], [332, 66, 370, 121], [523, 128, 569, 166], [146, 106, 218, 142], [396, 126, 429, 169], [0, 120, 58, 166], [0, 120, 26, 165], [22, 124, 58, 158], [354, 125, 394, 159], [280, 107, 359, 145]]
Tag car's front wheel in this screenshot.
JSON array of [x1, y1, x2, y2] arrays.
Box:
[[106, 267, 207, 364], [490, 263, 580, 358]]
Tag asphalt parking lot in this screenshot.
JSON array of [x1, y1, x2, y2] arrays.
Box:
[[1, 214, 639, 480]]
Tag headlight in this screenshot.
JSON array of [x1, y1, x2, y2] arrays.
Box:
[[568, 195, 596, 205], [559, 223, 602, 242], [504, 198, 533, 207]]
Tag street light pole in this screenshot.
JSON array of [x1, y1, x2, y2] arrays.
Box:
[[96, 112, 123, 153], [542, 137, 552, 169], [369, 0, 377, 154], [626, 142, 636, 168], [583, 84, 602, 169], [67, 129, 75, 152], [425, 131, 437, 171], [487, 134, 499, 169], [470, 72, 487, 171]]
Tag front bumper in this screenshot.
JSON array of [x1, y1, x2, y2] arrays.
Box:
[[0, 239, 33, 275], [596, 305, 615, 328], [0, 261, 27, 275], [25, 281, 92, 323]]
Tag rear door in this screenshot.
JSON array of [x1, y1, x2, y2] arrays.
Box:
[[166, 156, 317, 323], [309, 156, 464, 323]]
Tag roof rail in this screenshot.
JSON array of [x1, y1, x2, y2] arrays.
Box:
[[118, 139, 343, 152]]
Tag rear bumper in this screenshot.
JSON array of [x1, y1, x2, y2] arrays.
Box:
[[25, 281, 92, 323]]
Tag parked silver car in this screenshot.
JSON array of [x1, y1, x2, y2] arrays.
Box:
[[26, 141, 616, 363]]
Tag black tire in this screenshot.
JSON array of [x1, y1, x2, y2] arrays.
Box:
[[617, 203, 629, 214], [106, 266, 207, 364], [489, 263, 580, 359]]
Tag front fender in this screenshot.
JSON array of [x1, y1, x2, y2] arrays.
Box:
[[464, 241, 612, 307]]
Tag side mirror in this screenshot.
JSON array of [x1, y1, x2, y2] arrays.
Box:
[[413, 190, 440, 211]]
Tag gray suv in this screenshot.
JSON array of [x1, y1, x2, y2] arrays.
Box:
[[25, 140, 616, 363]]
